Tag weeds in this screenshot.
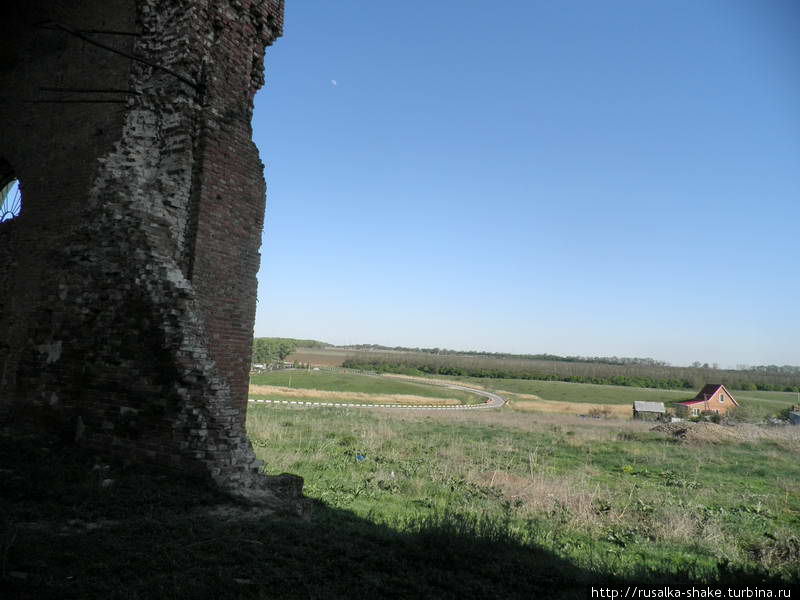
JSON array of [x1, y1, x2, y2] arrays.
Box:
[[247, 404, 800, 584], [3, 400, 798, 598]]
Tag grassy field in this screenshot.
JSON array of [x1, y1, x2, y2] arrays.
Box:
[[249, 371, 479, 405], [249, 369, 797, 417], [247, 404, 800, 587], [472, 378, 695, 405], [502, 394, 634, 418], [250, 390, 465, 406], [288, 349, 799, 417], [3, 398, 799, 598], [5, 372, 798, 597], [731, 390, 800, 416], [2, 430, 584, 599], [395, 374, 796, 419], [288, 348, 351, 367]]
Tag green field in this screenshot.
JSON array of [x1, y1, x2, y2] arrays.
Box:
[[731, 390, 800, 415], [335, 348, 800, 392], [250, 370, 798, 417], [472, 378, 695, 405], [4, 395, 799, 598], [394, 374, 796, 418], [248, 404, 800, 587], [5, 373, 799, 597], [250, 370, 477, 403]]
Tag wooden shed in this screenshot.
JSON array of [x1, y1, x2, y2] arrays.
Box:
[[632, 401, 666, 421]]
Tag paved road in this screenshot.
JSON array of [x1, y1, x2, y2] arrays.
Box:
[[248, 378, 506, 411]]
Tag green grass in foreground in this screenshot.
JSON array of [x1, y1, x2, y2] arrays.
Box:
[[250, 370, 478, 404], [3, 404, 799, 599], [3, 430, 571, 600], [248, 405, 800, 588]]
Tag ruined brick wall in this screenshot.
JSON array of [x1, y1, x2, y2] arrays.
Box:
[[0, 0, 300, 507]]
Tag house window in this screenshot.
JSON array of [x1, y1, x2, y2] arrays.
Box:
[[719, 394, 725, 403], [692, 408, 699, 416]]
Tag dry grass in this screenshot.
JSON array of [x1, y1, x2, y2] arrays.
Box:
[[355, 419, 399, 449], [472, 470, 600, 522], [245, 415, 287, 441], [506, 397, 631, 418], [470, 470, 627, 529], [422, 401, 800, 446], [733, 423, 800, 447], [248, 385, 461, 405], [376, 405, 655, 442], [651, 421, 800, 447], [652, 513, 732, 553], [467, 468, 741, 555], [287, 349, 350, 367], [245, 403, 800, 576]]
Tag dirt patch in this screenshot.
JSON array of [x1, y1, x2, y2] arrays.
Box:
[[650, 422, 742, 443]]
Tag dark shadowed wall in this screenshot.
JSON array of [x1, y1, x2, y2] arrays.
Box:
[[0, 0, 302, 507]]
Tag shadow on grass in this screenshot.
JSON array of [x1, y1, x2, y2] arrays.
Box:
[[0, 430, 791, 600]]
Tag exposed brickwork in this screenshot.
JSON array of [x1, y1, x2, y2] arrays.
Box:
[[0, 0, 303, 509]]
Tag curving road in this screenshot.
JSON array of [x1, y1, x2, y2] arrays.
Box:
[[247, 377, 506, 411]]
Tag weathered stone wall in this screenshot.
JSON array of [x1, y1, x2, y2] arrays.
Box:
[[0, 0, 300, 508]]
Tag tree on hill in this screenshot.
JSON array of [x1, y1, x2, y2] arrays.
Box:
[[252, 338, 297, 365]]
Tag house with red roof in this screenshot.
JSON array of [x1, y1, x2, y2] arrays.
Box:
[[676, 384, 738, 417]]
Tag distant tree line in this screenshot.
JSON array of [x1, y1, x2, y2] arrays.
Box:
[[277, 337, 330, 349], [730, 364, 800, 376], [339, 344, 671, 367], [341, 353, 800, 393]]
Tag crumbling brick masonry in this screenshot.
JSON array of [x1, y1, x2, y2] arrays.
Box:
[[0, 0, 303, 508]]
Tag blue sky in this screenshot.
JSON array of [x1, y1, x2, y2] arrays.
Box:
[[251, 0, 799, 367]]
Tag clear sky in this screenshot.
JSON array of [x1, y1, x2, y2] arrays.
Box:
[[251, 0, 799, 368]]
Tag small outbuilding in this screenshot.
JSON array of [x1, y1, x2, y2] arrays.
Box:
[[632, 401, 666, 421], [676, 383, 738, 417]]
